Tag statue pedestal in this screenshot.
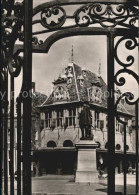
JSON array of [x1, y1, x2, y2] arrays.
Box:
[[75, 140, 98, 183]]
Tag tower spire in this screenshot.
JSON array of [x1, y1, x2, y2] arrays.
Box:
[[99, 59, 101, 76], [71, 45, 74, 63]]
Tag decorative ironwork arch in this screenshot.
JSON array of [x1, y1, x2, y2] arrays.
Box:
[[1, 0, 138, 195]]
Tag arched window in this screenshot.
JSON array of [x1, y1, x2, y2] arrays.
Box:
[[63, 140, 73, 147], [115, 144, 121, 150], [47, 141, 57, 147]]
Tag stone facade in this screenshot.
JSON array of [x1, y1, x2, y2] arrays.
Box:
[[38, 63, 135, 153], [33, 62, 136, 176]]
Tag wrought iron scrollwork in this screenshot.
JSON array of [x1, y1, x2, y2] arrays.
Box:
[[33, 2, 138, 34], [91, 4, 130, 27], [32, 37, 44, 46], [114, 36, 139, 123], [1, 1, 24, 78], [1, 66, 7, 87], [41, 6, 66, 30], [8, 56, 23, 78], [1, 0, 15, 17], [115, 37, 138, 68], [75, 3, 130, 28], [114, 92, 137, 124], [75, 4, 91, 27]]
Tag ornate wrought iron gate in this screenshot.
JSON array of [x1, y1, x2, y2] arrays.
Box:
[[1, 0, 138, 195]]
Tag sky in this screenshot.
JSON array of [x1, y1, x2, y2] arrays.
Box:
[[14, 0, 138, 101]]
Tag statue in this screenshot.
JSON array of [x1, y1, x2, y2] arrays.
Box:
[[78, 102, 92, 140]]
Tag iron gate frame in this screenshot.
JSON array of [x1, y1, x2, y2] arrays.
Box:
[[1, 0, 139, 195]]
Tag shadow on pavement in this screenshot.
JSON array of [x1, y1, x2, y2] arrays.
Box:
[[95, 188, 107, 194]]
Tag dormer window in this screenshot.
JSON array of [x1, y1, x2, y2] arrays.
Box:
[[77, 75, 84, 87], [68, 63, 73, 72], [55, 92, 63, 100], [54, 86, 64, 100], [94, 89, 101, 102], [88, 86, 102, 103], [67, 73, 73, 84], [82, 71, 86, 77], [53, 86, 70, 101], [92, 75, 102, 87], [65, 63, 73, 75], [82, 67, 87, 77], [67, 78, 72, 84], [68, 67, 73, 73]]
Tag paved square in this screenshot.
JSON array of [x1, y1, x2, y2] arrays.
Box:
[[5, 174, 137, 195]]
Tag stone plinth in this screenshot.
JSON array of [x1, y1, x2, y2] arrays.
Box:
[[75, 140, 98, 183]]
